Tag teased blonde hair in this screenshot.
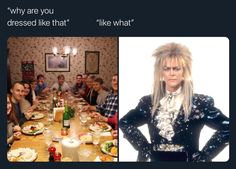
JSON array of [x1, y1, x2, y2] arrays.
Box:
[[151, 43, 193, 120]]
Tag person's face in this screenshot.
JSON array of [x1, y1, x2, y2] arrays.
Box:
[[31, 81, 36, 89], [38, 77, 44, 85], [23, 83, 30, 96], [76, 76, 82, 84], [93, 82, 102, 92], [112, 75, 118, 92], [11, 83, 25, 102], [82, 75, 87, 83], [58, 77, 64, 85], [7, 96, 12, 115], [86, 78, 93, 88], [162, 58, 183, 92]]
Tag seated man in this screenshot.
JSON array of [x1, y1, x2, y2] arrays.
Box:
[[84, 75, 98, 105], [82, 73, 88, 89], [51, 74, 70, 92], [93, 77, 109, 105], [34, 74, 50, 96], [10, 81, 28, 126], [83, 74, 118, 118], [71, 74, 85, 95]]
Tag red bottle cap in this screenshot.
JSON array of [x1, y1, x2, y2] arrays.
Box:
[[48, 146, 56, 154]]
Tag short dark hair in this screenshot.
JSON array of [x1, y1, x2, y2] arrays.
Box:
[[94, 77, 104, 85], [57, 74, 65, 80], [76, 74, 82, 78], [37, 74, 44, 80]]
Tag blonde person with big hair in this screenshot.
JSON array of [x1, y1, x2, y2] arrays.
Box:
[[120, 43, 229, 162]]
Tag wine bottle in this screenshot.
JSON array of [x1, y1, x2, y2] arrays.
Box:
[[63, 102, 70, 128]]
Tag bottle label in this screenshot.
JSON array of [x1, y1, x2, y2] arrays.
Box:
[[63, 120, 70, 127]]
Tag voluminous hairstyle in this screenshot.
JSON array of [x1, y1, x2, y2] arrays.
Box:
[[151, 42, 193, 120]]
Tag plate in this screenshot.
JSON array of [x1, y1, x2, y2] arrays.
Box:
[[38, 100, 50, 104], [22, 123, 44, 135], [31, 112, 45, 120], [79, 133, 93, 143], [36, 104, 46, 111], [52, 136, 63, 142], [7, 148, 37, 162], [89, 122, 112, 132], [100, 140, 117, 157]]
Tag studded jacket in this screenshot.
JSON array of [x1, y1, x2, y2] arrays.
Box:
[[119, 94, 229, 162]]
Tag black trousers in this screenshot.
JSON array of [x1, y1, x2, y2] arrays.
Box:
[[151, 151, 188, 161]]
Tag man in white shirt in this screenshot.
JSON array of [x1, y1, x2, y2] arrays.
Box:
[[51, 74, 70, 92]]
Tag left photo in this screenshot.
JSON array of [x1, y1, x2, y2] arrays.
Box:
[[7, 37, 118, 162]]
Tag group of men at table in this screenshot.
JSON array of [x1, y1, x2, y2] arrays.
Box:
[[7, 73, 118, 148]]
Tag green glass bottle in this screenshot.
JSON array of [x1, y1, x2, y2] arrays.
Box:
[[63, 102, 70, 128]]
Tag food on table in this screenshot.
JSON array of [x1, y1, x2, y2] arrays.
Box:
[[7, 148, 37, 162], [110, 147, 117, 156], [36, 104, 47, 110], [31, 112, 45, 120], [79, 133, 93, 143], [100, 140, 118, 157], [89, 122, 112, 132], [99, 154, 113, 162], [22, 122, 44, 135], [89, 112, 101, 118]]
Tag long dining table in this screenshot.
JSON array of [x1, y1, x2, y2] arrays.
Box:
[[8, 93, 117, 162]]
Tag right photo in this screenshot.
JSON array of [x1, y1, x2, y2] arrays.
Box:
[[119, 37, 229, 162]]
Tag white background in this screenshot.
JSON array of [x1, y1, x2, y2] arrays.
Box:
[[119, 37, 229, 161]]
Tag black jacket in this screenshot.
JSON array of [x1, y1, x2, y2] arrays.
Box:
[[119, 94, 229, 162]]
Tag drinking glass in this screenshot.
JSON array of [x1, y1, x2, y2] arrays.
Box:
[[92, 131, 100, 145], [47, 112, 54, 126], [43, 129, 53, 148], [80, 112, 88, 126], [78, 148, 92, 161]]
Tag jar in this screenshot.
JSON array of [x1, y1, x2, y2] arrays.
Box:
[[61, 128, 68, 136]]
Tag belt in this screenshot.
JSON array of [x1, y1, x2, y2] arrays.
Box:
[[153, 144, 185, 152]]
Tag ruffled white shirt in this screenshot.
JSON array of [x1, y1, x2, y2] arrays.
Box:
[[155, 87, 183, 141]]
